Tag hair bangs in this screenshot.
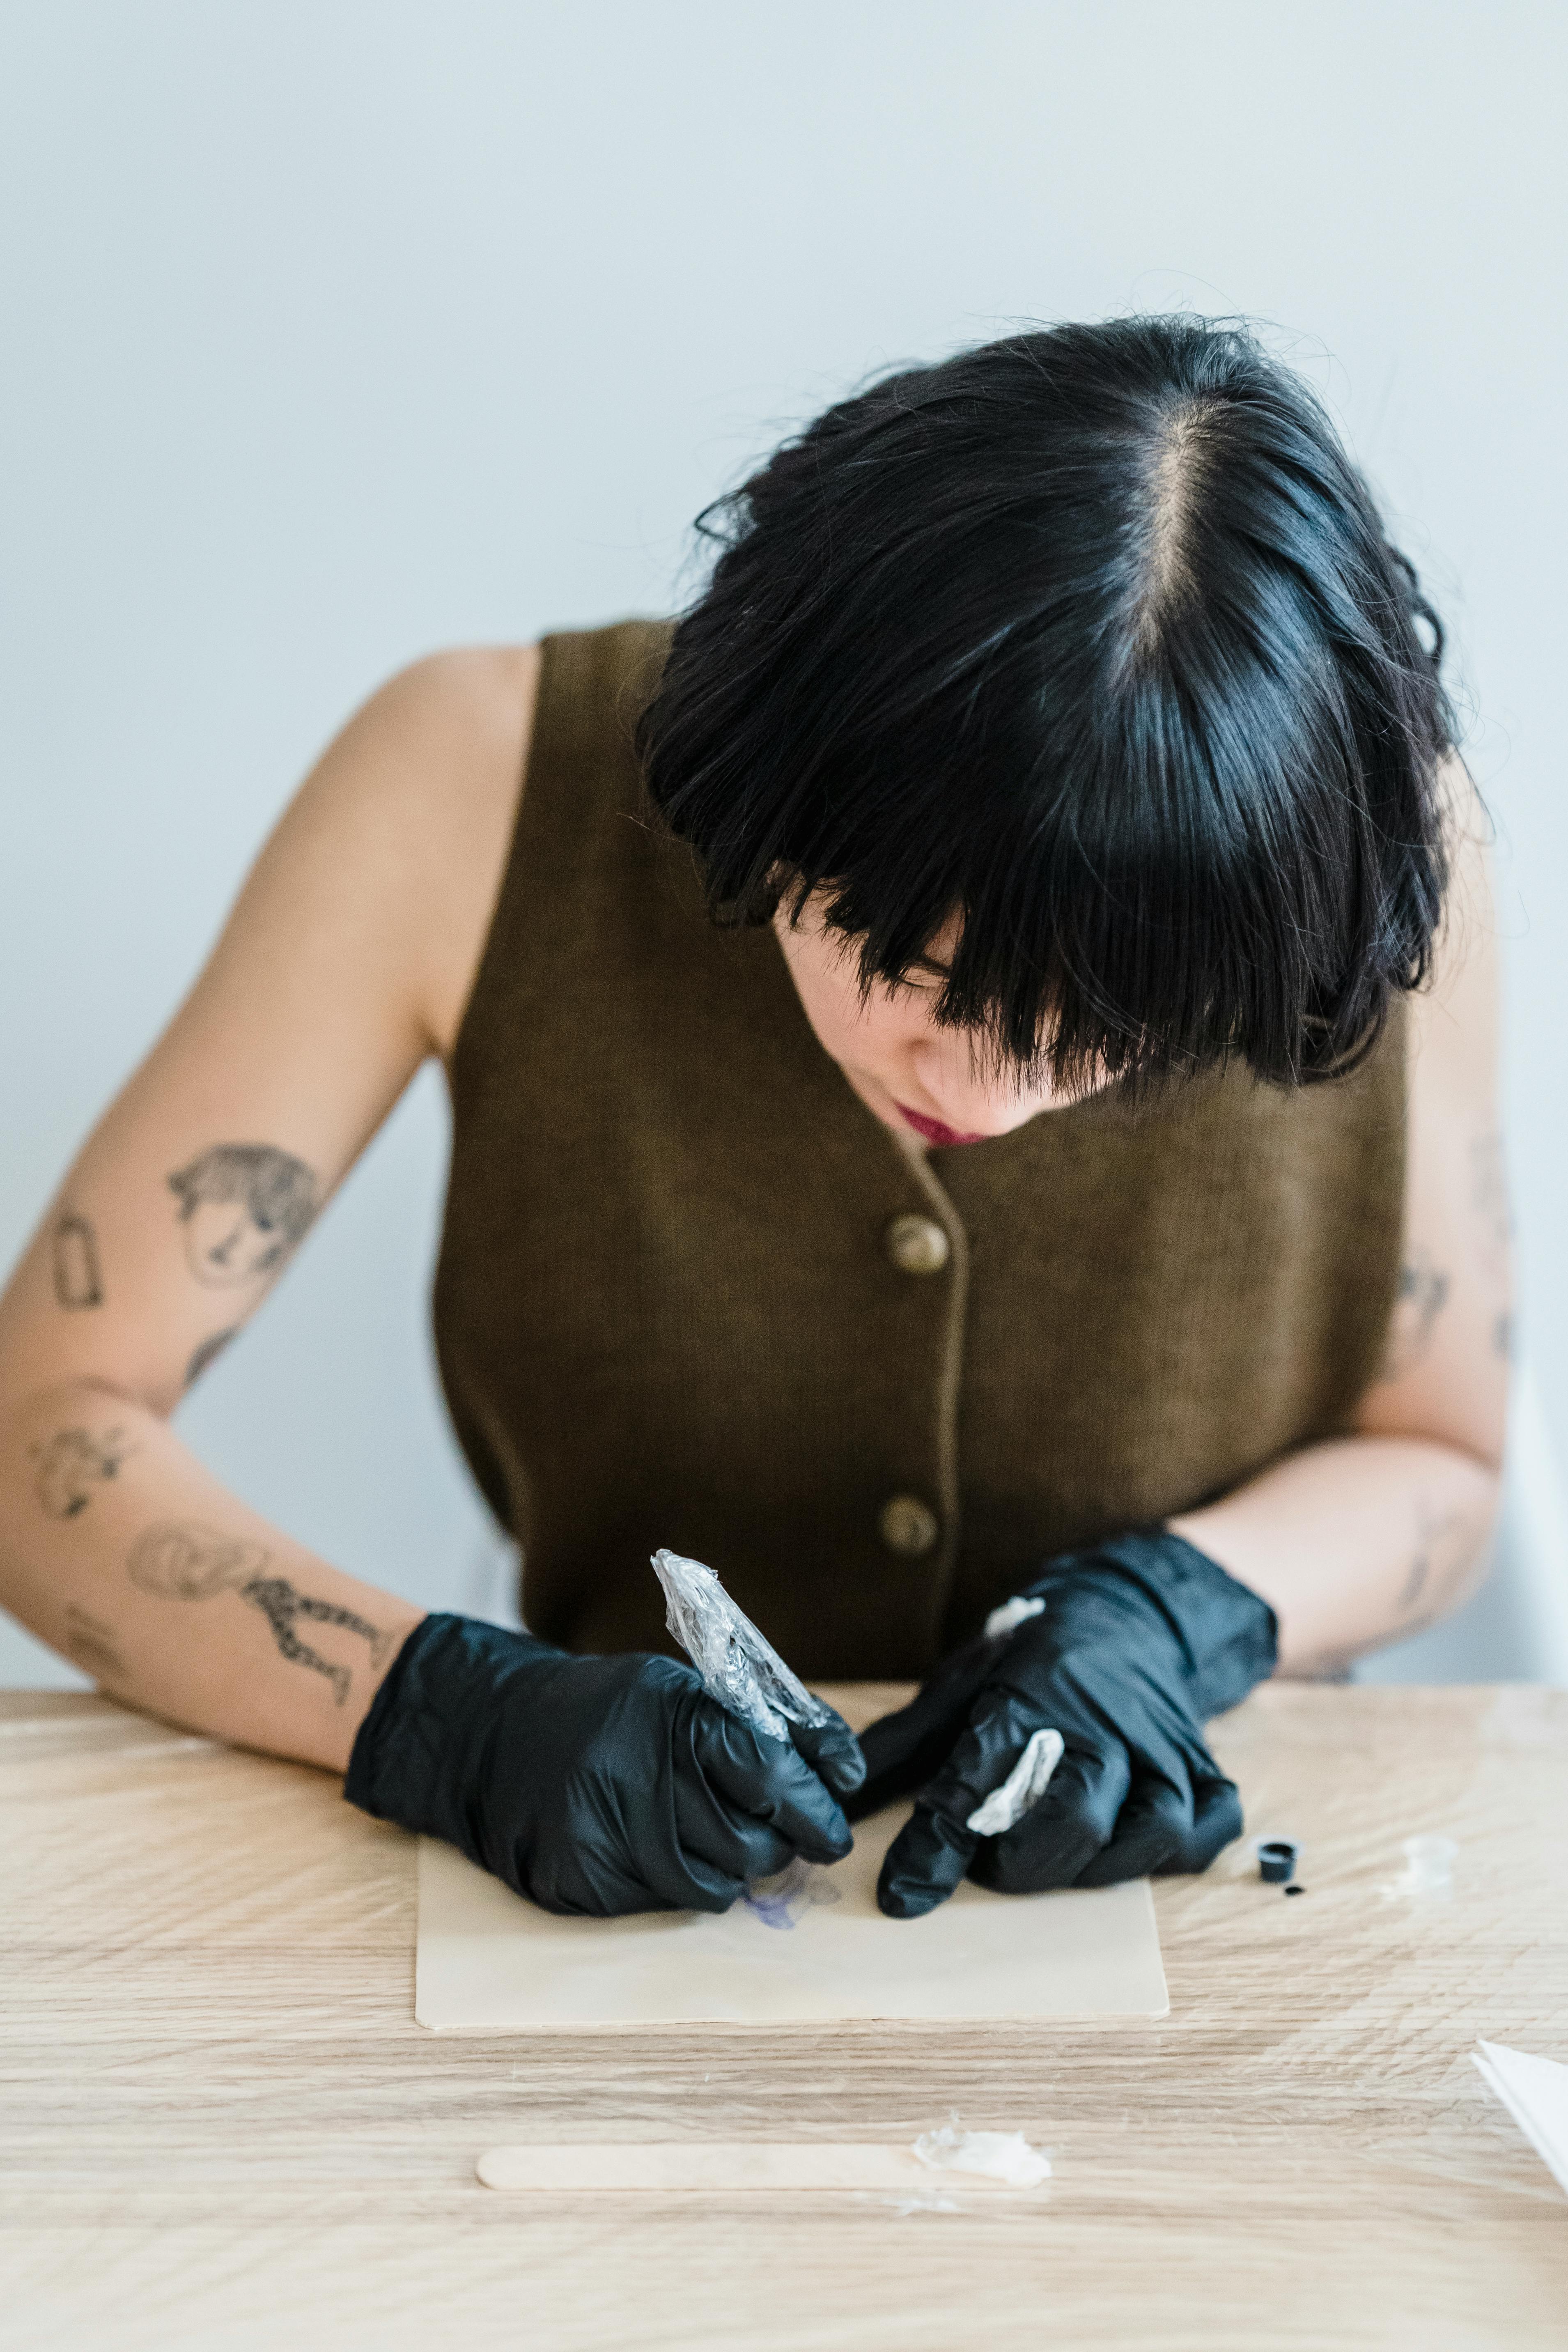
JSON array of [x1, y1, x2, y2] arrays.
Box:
[[639, 315, 1455, 1098]]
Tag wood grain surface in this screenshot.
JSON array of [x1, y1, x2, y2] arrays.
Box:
[[3, 1681, 1566, 2351]]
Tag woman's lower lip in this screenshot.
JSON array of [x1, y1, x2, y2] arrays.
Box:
[[896, 1105, 989, 1147]]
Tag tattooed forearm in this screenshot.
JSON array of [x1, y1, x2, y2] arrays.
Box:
[[184, 1329, 237, 1389], [63, 1603, 129, 1684], [1377, 1249, 1451, 1383], [237, 1576, 390, 1706], [32, 1426, 134, 1518], [52, 1211, 103, 1308], [127, 1520, 390, 1706], [168, 1145, 319, 1289]]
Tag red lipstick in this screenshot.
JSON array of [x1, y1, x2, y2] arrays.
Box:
[[897, 1105, 988, 1148]]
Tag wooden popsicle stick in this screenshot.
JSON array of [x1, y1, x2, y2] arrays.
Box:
[[475, 2143, 1031, 2193]]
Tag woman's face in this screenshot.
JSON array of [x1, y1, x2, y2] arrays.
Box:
[[774, 893, 1100, 1146]]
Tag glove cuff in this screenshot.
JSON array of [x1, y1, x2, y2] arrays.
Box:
[[1024, 1528, 1277, 1719], [344, 1612, 560, 1862]]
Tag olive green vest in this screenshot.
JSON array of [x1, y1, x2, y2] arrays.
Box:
[[433, 621, 1404, 1679]]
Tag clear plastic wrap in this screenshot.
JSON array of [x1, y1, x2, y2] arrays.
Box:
[[651, 1547, 834, 1742], [1381, 1832, 1458, 1897]]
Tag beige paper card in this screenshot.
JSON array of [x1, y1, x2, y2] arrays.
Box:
[[415, 1806, 1169, 2029]]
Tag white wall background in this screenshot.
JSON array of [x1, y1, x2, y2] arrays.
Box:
[[3, 2, 1566, 1686]]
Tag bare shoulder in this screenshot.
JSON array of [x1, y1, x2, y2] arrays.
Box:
[[266, 643, 542, 1059], [0, 645, 542, 1424], [360, 643, 542, 1057], [1409, 753, 1499, 1075]]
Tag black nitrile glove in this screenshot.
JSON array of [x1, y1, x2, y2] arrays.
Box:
[[345, 1613, 865, 1916], [847, 1530, 1276, 1919]]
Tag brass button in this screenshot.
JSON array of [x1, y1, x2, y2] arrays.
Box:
[[885, 1213, 950, 1276], [879, 1494, 940, 1556]]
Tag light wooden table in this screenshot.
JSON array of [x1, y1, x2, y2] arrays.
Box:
[[4, 1682, 1566, 2351]]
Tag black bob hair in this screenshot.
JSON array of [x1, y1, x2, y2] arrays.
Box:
[[637, 316, 1456, 1093]]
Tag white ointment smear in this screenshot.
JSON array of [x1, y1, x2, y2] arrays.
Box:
[[966, 1726, 1065, 1836], [912, 2125, 1052, 2189]]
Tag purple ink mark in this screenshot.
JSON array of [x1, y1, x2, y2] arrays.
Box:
[[742, 1858, 843, 1931]]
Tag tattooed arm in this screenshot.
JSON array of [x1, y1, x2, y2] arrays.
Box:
[[1171, 761, 1509, 1675], [0, 1389, 424, 1762], [0, 647, 540, 1767]]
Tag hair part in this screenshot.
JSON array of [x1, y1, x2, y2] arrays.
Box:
[[638, 316, 1456, 1092]]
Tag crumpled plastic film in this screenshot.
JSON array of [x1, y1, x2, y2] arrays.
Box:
[[652, 1548, 835, 1743]]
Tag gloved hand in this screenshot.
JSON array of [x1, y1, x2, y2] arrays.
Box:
[[847, 1530, 1276, 1918], [345, 1613, 865, 1916]]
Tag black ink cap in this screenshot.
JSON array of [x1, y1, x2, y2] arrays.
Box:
[[1258, 1839, 1298, 1884]]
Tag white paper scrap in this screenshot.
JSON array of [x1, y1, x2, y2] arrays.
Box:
[[1473, 2041, 1568, 2199]]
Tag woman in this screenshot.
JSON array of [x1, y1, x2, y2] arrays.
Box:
[[0, 318, 1508, 1921]]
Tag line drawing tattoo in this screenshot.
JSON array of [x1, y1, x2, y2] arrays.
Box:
[[129, 1521, 267, 1599], [184, 1329, 237, 1389], [52, 1212, 103, 1309], [127, 1520, 390, 1706], [1398, 1500, 1472, 1620], [32, 1426, 135, 1519], [63, 1603, 128, 1684], [167, 1145, 319, 1289], [1377, 1250, 1451, 1383], [238, 1576, 387, 1706], [1494, 1310, 1515, 1364]]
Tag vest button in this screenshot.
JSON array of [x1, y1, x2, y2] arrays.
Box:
[[879, 1494, 940, 1556], [884, 1214, 950, 1275]]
